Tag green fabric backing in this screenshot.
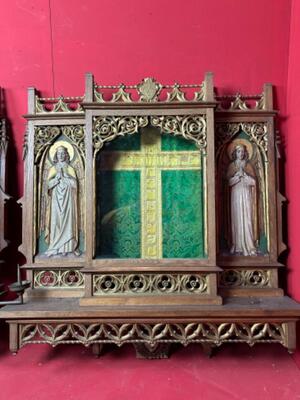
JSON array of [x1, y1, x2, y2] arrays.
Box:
[[162, 170, 204, 258], [96, 130, 205, 259], [102, 133, 141, 151], [161, 133, 198, 151], [96, 170, 141, 258]]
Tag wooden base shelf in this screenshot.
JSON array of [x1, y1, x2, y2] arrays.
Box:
[[1, 296, 300, 357]]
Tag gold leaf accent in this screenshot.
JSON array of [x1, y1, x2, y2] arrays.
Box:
[[166, 84, 186, 102], [137, 77, 162, 102], [93, 116, 148, 154], [151, 115, 207, 152], [230, 94, 249, 110], [111, 85, 133, 103], [19, 322, 285, 347]]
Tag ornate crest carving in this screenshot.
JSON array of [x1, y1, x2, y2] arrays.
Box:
[[166, 83, 187, 102], [35, 96, 84, 114], [217, 92, 266, 111], [137, 78, 162, 102], [94, 77, 207, 103]]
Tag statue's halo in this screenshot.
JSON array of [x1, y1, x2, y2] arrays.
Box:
[[227, 138, 253, 160], [49, 141, 75, 162]]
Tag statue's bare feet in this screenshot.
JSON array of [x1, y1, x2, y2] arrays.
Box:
[[74, 249, 81, 257]]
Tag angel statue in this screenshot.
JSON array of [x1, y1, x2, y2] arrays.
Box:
[[43, 145, 80, 257], [227, 143, 257, 256]]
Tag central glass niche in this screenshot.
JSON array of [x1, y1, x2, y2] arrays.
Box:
[[95, 126, 206, 259]]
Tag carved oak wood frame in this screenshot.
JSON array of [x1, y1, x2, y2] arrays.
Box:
[[215, 85, 285, 297], [0, 89, 9, 253], [21, 73, 222, 301], [20, 94, 85, 294], [3, 75, 300, 358], [20, 74, 284, 301], [82, 73, 218, 272]]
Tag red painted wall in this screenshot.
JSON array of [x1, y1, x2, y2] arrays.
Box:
[[0, 0, 292, 197], [287, 0, 300, 300], [286, 0, 300, 365]]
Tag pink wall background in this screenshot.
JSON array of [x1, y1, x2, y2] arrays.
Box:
[[1, 0, 300, 358]]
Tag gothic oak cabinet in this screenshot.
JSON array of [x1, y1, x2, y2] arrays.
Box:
[[1, 73, 300, 359], [0, 89, 8, 257]]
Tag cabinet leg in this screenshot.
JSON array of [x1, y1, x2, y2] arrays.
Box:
[[9, 323, 19, 355], [201, 343, 215, 358], [282, 322, 296, 354], [92, 343, 103, 358]]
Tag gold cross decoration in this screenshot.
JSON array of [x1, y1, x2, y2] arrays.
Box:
[[100, 126, 202, 258]]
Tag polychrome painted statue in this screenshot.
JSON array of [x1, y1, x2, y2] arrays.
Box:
[[227, 144, 257, 256], [44, 146, 80, 257]]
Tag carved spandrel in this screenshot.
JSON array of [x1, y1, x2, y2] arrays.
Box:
[[93, 115, 207, 155], [34, 125, 85, 164]]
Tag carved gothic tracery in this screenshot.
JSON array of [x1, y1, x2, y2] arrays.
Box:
[[35, 96, 84, 114], [34, 269, 84, 288], [220, 269, 270, 288], [19, 322, 285, 348], [93, 78, 206, 104], [216, 122, 268, 160], [216, 93, 266, 111], [93, 116, 148, 154], [93, 115, 207, 155], [34, 125, 85, 163], [93, 273, 208, 295]]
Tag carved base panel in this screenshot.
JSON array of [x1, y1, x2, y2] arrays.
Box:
[[219, 268, 282, 297], [2, 297, 299, 356], [6, 319, 296, 356], [81, 271, 222, 306]]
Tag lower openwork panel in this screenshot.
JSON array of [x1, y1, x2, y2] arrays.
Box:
[[3, 296, 299, 357]]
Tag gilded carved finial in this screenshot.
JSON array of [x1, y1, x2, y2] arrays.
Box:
[[137, 77, 162, 102]]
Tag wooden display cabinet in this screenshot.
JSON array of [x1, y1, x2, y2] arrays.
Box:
[[1, 73, 299, 358]]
